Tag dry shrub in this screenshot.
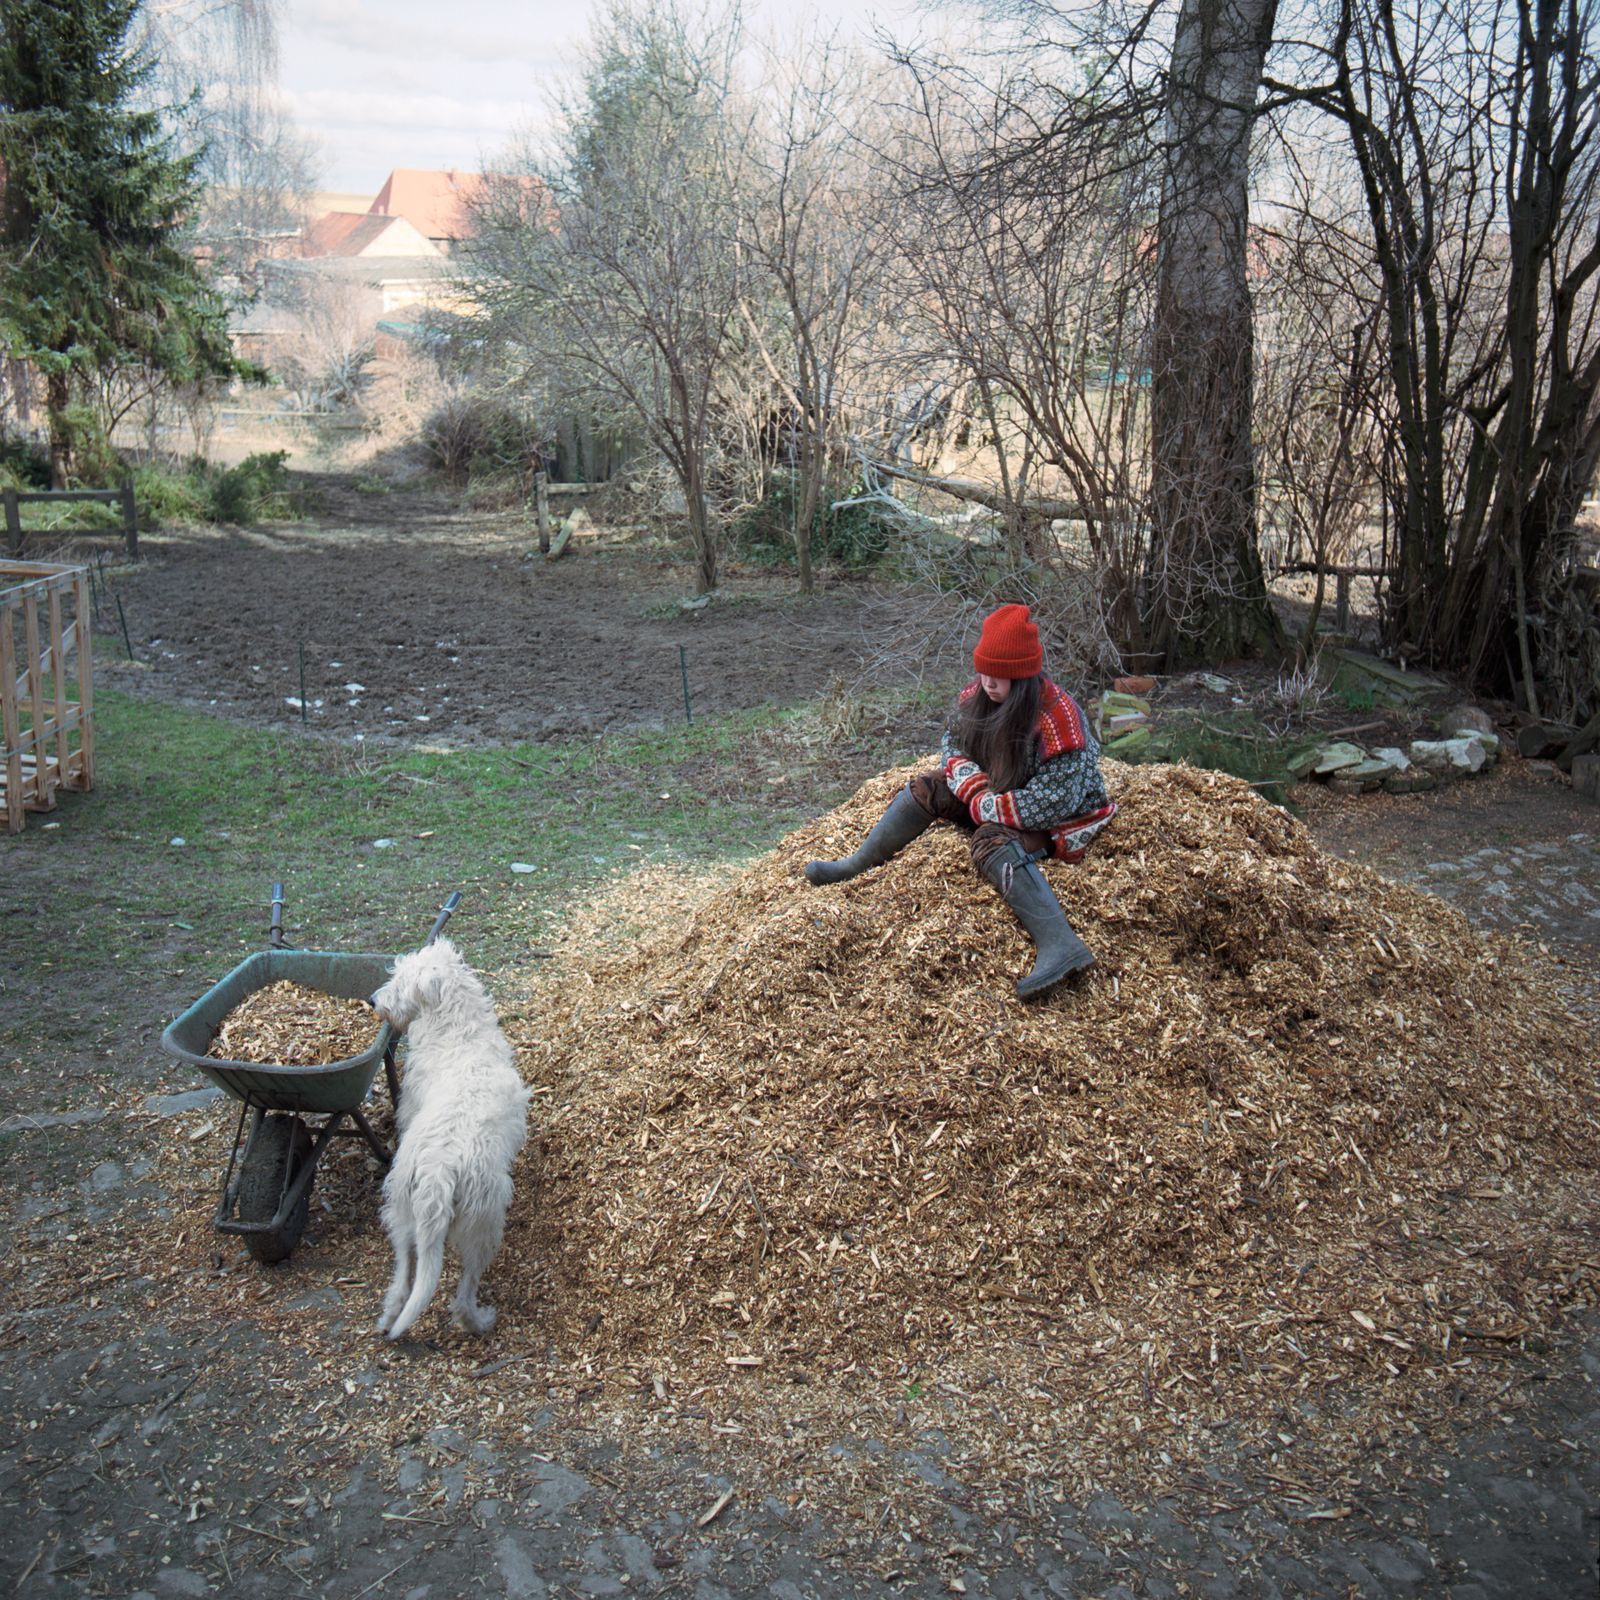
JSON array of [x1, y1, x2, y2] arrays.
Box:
[[420, 390, 540, 486], [357, 346, 453, 451]]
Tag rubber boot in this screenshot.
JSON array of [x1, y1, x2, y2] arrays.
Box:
[[979, 840, 1095, 998], [804, 787, 933, 885]]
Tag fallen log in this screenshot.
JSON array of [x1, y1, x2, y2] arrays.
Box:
[[864, 459, 1093, 522], [1516, 720, 1578, 759]]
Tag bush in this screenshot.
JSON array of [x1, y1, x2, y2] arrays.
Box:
[[730, 473, 895, 569], [133, 452, 301, 530], [0, 440, 299, 536], [60, 406, 127, 489], [206, 451, 297, 524], [132, 461, 209, 526], [0, 415, 120, 491], [823, 488, 897, 566], [0, 433, 51, 491], [421, 395, 540, 485]]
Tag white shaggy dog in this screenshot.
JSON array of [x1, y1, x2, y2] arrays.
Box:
[[368, 938, 531, 1340]]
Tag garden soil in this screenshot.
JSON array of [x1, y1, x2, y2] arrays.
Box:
[[89, 477, 914, 746], [3, 482, 1597, 1598]]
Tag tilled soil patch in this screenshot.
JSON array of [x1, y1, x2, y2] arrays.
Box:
[[91, 514, 898, 746]]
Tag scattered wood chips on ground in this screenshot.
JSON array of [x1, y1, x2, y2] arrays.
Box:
[[17, 762, 1596, 1536], [205, 980, 379, 1066]]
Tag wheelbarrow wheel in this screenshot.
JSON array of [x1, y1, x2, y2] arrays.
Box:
[[238, 1113, 313, 1264]]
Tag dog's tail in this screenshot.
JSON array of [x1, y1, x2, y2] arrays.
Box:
[[384, 1167, 455, 1341]]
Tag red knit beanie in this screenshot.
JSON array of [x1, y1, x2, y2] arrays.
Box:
[[972, 603, 1043, 678]]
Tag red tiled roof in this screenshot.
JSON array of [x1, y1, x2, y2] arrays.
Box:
[[369, 169, 488, 242], [302, 211, 438, 259], [369, 168, 550, 241], [303, 211, 372, 255]]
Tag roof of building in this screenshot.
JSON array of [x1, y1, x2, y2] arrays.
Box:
[[302, 190, 377, 220], [266, 254, 460, 286], [369, 169, 488, 242], [368, 167, 551, 241], [303, 210, 441, 259]]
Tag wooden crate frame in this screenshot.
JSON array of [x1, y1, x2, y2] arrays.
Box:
[[1, 561, 95, 833]]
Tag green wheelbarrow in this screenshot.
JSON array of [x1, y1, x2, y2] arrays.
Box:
[[159, 884, 459, 1265]]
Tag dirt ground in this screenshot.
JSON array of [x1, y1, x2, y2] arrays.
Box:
[[94, 477, 914, 746], [3, 478, 1597, 1598]]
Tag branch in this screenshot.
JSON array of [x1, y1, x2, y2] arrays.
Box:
[[863, 456, 1096, 521]]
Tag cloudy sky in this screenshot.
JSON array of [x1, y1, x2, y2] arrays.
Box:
[[278, 0, 581, 193], [277, 0, 922, 196]]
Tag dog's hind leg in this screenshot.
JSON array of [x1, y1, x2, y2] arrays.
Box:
[[377, 1194, 414, 1335], [378, 1252, 413, 1335], [384, 1179, 452, 1341], [384, 1220, 446, 1340], [449, 1210, 504, 1334]]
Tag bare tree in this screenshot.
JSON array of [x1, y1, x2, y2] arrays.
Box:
[[1250, 140, 1389, 650], [1261, 0, 1600, 717], [470, 0, 748, 595], [196, 100, 320, 291], [916, 0, 1598, 713], [271, 276, 378, 412], [919, 2, 1289, 655], [137, 0, 320, 286], [869, 45, 1167, 658], [1148, 0, 1284, 664], [736, 35, 891, 592]]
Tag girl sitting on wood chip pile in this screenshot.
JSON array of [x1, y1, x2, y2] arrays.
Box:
[[803, 602, 1116, 1000]]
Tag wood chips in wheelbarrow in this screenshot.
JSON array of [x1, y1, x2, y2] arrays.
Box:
[[206, 980, 377, 1066]]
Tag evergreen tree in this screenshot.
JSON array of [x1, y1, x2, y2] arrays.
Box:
[[0, 0, 240, 484]]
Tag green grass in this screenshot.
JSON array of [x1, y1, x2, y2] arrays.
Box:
[[4, 682, 932, 1058], [1123, 707, 1317, 808]]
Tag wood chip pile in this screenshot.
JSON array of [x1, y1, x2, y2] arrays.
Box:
[[206, 980, 378, 1066], [516, 761, 1598, 1408], [9, 764, 1596, 1531]]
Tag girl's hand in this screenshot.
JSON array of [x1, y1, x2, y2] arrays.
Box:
[[945, 755, 990, 803]]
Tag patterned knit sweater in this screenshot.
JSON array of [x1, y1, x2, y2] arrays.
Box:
[[940, 678, 1111, 853]]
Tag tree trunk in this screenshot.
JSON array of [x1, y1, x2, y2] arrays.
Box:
[[1148, 0, 1283, 667], [684, 450, 718, 596], [47, 368, 74, 489], [688, 497, 718, 594], [795, 446, 819, 596]]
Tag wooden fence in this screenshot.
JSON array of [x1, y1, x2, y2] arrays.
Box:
[[3, 483, 138, 558], [1273, 560, 1392, 633], [1, 561, 94, 834]]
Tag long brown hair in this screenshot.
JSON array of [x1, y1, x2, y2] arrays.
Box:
[[951, 674, 1042, 792]]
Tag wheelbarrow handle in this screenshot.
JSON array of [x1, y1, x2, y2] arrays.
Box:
[[269, 882, 289, 949], [426, 891, 462, 946]]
